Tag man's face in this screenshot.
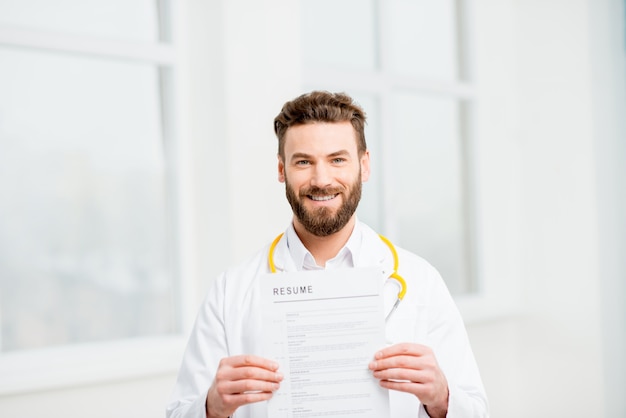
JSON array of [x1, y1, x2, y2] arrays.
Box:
[[278, 121, 370, 237]]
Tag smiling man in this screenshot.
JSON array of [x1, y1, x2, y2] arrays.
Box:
[[280, 120, 368, 263], [166, 91, 489, 418]]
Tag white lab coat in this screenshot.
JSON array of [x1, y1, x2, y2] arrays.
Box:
[[166, 222, 488, 418]]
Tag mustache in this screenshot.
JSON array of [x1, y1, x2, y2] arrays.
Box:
[[300, 186, 344, 197]]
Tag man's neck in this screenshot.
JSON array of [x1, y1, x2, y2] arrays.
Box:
[[293, 217, 356, 267]]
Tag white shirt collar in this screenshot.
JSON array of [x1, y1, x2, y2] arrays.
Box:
[[285, 221, 363, 270]]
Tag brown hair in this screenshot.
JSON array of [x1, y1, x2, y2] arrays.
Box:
[[274, 91, 367, 158]]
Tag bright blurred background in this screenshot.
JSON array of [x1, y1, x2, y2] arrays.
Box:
[[0, 0, 624, 417]]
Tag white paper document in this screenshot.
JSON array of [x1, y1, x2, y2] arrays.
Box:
[[261, 267, 390, 418]]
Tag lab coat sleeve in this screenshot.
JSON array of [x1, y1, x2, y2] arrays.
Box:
[[419, 267, 489, 418], [166, 273, 229, 418]]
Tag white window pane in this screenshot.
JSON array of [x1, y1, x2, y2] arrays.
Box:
[[0, 47, 177, 351], [388, 0, 458, 81], [389, 92, 470, 294], [0, 0, 162, 42], [301, 0, 378, 71]]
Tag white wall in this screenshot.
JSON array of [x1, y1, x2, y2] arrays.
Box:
[[516, 0, 605, 414], [468, 0, 625, 417], [1, 1, 623, 417]]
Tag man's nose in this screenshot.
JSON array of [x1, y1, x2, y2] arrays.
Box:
[[310, 163, 332, 187]]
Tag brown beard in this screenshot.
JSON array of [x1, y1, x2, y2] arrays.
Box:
[[285, 173, 362, 237]]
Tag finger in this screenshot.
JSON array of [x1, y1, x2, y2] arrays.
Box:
[[222, 390, 276, 408], [210, 389, 276, 416], [221, 377, 281, 395], [209, 369, 282, 416], [371, 367, 432, 383], [377, 375, 449, 407], [377, 379, 429, 397], [373, 343, 431, 360], [369, 354, 431, 372], [226, 366, 284, 384], [223, 355, 280, 371]]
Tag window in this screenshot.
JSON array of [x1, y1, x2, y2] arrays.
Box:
[[300, 0, 477, 294], [0, 0, 185, 392]]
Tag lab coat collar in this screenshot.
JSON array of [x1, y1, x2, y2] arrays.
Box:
[[285, 222, 360, 270], [353, 222, 395, 278], [270, 220, 393, 277]]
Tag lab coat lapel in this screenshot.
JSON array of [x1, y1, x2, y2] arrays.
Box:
[[354, 224, 395, 276], [353, 224, 398, 319], [270, 234, 299, 273]]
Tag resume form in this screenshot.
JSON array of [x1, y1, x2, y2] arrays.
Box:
[[260, 267, 390, 418]]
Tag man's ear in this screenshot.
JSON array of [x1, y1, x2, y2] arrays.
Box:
[[277, 155, 285, 183], [360, 150, 371, 183]]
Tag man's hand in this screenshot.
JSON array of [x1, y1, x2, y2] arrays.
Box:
[[368, 343, 449, 418], [205, 355, 283, 418]]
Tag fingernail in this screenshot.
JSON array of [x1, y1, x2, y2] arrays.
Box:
[[276, 372, 284, 380]]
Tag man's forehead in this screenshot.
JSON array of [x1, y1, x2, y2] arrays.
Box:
[[283, 121, 358, 150]]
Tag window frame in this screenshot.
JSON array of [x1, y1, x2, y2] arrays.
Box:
[[0, 2, 196, 394], [301, 0, 522, 322]]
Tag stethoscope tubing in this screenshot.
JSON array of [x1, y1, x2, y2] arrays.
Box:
[[267, 233, 407, 321]]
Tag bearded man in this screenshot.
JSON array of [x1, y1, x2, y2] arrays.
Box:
[[166, 91, 488, 418]]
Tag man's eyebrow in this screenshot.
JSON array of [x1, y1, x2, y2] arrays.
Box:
[[328, 150, 350, 158], [289, 150, 351, 162], [290, 152, 312, 162]]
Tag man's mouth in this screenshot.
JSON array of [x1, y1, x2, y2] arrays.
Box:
[[308, 194, 338, 201]]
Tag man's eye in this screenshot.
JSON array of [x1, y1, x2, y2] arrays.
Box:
[[332, 158, 346, 164], [295, 160, 310, 165]]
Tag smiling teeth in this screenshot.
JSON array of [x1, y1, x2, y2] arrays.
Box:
[[310, 195, 336, 201]]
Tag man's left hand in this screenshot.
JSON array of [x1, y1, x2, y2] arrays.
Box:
[[368, 343, 449, 418]]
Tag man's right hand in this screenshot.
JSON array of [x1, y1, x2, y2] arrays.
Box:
[[205, 355, 283, 418]]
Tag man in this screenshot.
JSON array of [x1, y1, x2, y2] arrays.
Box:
[[166, 91, 488, 418]]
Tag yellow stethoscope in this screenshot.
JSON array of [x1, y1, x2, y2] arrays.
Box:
[[267, 233, 407, 321]]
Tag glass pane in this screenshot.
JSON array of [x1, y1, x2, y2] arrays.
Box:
[[0, 0, 162, 42], [388, 0, 459, 81], [301, 0, 378, 71], [0, 47, 177, 352], [389, 92, 470, 294]]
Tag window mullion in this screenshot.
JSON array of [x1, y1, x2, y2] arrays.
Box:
[[0, 26, 175, 65], [302, 67, 476, 101]]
